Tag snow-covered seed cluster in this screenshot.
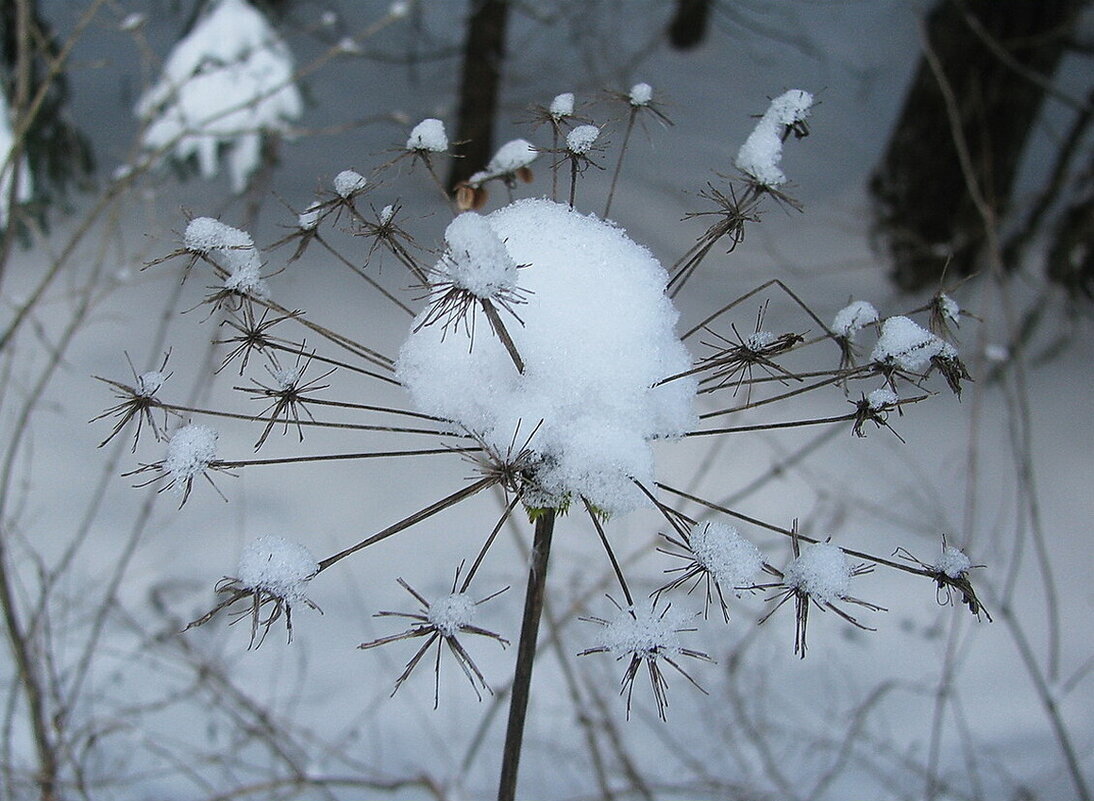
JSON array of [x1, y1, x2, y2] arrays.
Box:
[[783, 542, 852, 605], [135, 0, 303, 193], [866, 387, 899, 410], [549, 92, 575, 119], [297, 203, 322, 231], [467, 139, 539, 187], [406, 118, 448, 153], [735, 89, 813, 187], [628, 82, 653, 107], [598, 606, 683, 659], [439, 212, 519, 299], [333, 169, 367, 199], [566, 125, 599, 155], [870, 315, 947, 372], [184, 216, 269, 299], [163, 424, 218, 490], [688, 522, 764, 591], [934, 545, 972, 579], [427, 592, 476, 637], [135, 371, 167, 397], [236, 534, 318, 602], [832, 300, 879, 340]]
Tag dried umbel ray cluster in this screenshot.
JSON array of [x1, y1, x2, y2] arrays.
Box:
[[99, 86, 985, 737]]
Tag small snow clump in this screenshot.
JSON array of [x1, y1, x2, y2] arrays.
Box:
[[689, 522, 763, 590], [735, 89, 812, 187], [745, 330, 777, 351], [938, 294, 960, 324], [406, 118, 448, 152], [297, 203, 321, 231], [549, 92, 574, 119], [440, 212, 518, 299], [398, 198, 695, 514], [379, 205, 395, 225], [479, 138, 537, 182], [870, 316, 945, 371], [934, 545, 972, 578], [184, 216, 254, 255], [236, 534, 318, 602], [333, 169, 367, 198], [427, 592, 476, 637], [136, 371, 167, 397], [832, 300, 879, 339], [866, 388, 898, 410], [783, 541, 852, 605], [164, 424, 218, 489], [566, 125, 599, 155], [135, 0, 303, 194], [629, 82, 653, 106]]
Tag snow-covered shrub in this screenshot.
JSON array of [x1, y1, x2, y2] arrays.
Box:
[[136, 0, 303, 193]]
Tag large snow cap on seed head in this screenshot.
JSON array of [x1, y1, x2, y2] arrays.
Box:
[[397, 199, 696, 514]]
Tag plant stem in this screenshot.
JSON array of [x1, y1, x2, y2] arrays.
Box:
[[497, 509, 555, 801]]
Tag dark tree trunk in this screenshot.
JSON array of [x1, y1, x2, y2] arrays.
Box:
[[668, 0, 712, 50], [447, 0, 511, 192], [869, 0, 1083, 292]]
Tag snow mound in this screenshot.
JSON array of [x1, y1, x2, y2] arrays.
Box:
[[397, 198, 696, 514]]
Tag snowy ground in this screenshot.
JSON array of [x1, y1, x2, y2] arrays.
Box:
[[3, 1, 1090, 799]]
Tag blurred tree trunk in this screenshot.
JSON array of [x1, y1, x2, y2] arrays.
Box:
[[447, 0, 510, 191], [869, 0, 1084, 292], [668, 0, 712, 50]]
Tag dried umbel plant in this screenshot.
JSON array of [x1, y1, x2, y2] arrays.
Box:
[[100, 82, 990, 801]]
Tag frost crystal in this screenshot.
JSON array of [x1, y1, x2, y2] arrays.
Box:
[[398, 198, 696, 514], [236, 534, 318, 602], [935, 545, 972, 578], [406, 118, 448, 152], [135, 0, 303, 193], [735, 89, 813, 187], [832, 300, 879, 339], [549, 92, 575, 118], [566, 125, 599, 155], [598, 606, 683, 658], [689, 522, 763, 590], [870, 316, 945, 372], [440, 212, 518, 298], [783, 542, 852, 605], [866, 388, 898, 410], [333, 169, 367, 198], [164, 424, 217, 489], [427, 592, 476, 637], [629, 82, 653, 106]]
